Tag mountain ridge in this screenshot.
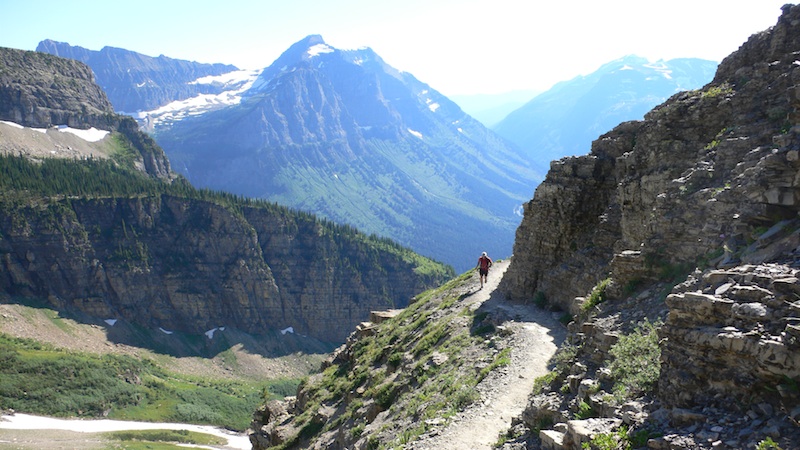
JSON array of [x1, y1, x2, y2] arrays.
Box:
[[151, 35, 541, 271], [36, 39, 241, 114], [493, 55, 718, 168]]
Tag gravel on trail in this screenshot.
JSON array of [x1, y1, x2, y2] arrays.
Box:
[[408, 259, 567, 450]]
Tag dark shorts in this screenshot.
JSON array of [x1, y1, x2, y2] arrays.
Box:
[[479, 268, 489, 276]]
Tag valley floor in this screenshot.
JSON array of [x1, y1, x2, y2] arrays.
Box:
[[408, 260, 566, 449]]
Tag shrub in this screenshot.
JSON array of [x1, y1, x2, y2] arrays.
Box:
[[532, 371, 558, 395], [451, 385, 480, 410], [756, 437, 783, 450], [607, 319, 662, 401], [533, 291, 547, 309], [583, 426, 629, 450], [582, 278, 612, 313], [575, 400, 595, 419]]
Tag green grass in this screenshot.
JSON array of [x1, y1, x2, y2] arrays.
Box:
[[103, 429, 226, 449], [277, 267, 508, 448], [0, 333, 286, 431], [478, 347, 511, 381]]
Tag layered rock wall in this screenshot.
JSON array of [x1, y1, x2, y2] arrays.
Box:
[[501, 4, 800, 314], [660, 262, 800, 408], [0, 47, 172, 179], [0, 195, 442, 342], [506, 4, 800, 449]]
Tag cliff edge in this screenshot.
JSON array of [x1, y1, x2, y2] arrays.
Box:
[[500, 4, 800, 449]]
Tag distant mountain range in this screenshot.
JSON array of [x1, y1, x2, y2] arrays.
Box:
[[39, 36, 541, 271], [36, 39, 242, 115], [493, 55, 718, 167], [35, 41, 716, 272]]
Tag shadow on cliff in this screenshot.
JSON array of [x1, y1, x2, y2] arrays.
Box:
[[3, 296, 338, 358]]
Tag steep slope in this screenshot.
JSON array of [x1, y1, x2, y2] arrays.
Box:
[[0, 47, 454, 344], [153, 36, 541, 271], [37, 39, 242, 114], [493, 56, 717, 168], [497, 4, 800, 449], [250, 260, 565, 450]]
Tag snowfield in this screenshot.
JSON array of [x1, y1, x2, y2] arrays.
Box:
[[0, 413, 251, 450]]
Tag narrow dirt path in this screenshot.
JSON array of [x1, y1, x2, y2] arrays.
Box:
[[410, 259, 566, 450]]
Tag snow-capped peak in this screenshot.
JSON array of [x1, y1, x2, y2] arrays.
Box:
[[307, 43, 334, 58]]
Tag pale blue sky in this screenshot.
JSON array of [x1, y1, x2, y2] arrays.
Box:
[[0, 0, 790, 95]]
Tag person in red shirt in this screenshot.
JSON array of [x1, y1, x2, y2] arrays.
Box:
[[476, 251, 493, 289]]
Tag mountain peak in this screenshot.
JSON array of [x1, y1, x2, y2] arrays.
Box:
[[298, 34, 325, 47], [283, 34, 335, 62]]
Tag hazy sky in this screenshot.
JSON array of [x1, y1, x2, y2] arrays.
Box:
[[0, 0, 790, 96]]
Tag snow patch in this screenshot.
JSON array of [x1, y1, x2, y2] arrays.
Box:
[[307, 43, 334, 58], [0, 120, 24, 129], [407, 128, 423, 139], [2, 121, 111, 142], [0, 413, 251, 450], [428, 102, 440, 112], [281, 326, 294, 335], [189, 69, 257, 86], [122, 69, 260, 129], [57, 125, 109, 142], [205, 328, 219, 339], [104, 319, 117, 326], [159, 327, 173, 335]]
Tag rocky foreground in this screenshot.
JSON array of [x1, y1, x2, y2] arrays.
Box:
[[500, 4, 800, 449]]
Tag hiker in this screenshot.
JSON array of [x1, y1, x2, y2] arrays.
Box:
[[476, 251, 493, 289]]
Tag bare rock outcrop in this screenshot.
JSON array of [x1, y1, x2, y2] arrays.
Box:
[[502, 4, 800, 450], [0, 47, 172, 179], [501, 4, 800, 309]]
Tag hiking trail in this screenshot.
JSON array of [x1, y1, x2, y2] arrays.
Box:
[[409, 259, 566, 450]]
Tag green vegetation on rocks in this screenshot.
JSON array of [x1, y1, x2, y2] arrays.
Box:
[[253, 269, 515, 449]]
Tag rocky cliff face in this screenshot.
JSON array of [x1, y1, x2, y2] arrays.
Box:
[[501, 4, 800, 309], [501, 4, 800, 449], [0, 193, 449, 343], [0, 47, 114, 129], [0, 47, 172, 179]]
